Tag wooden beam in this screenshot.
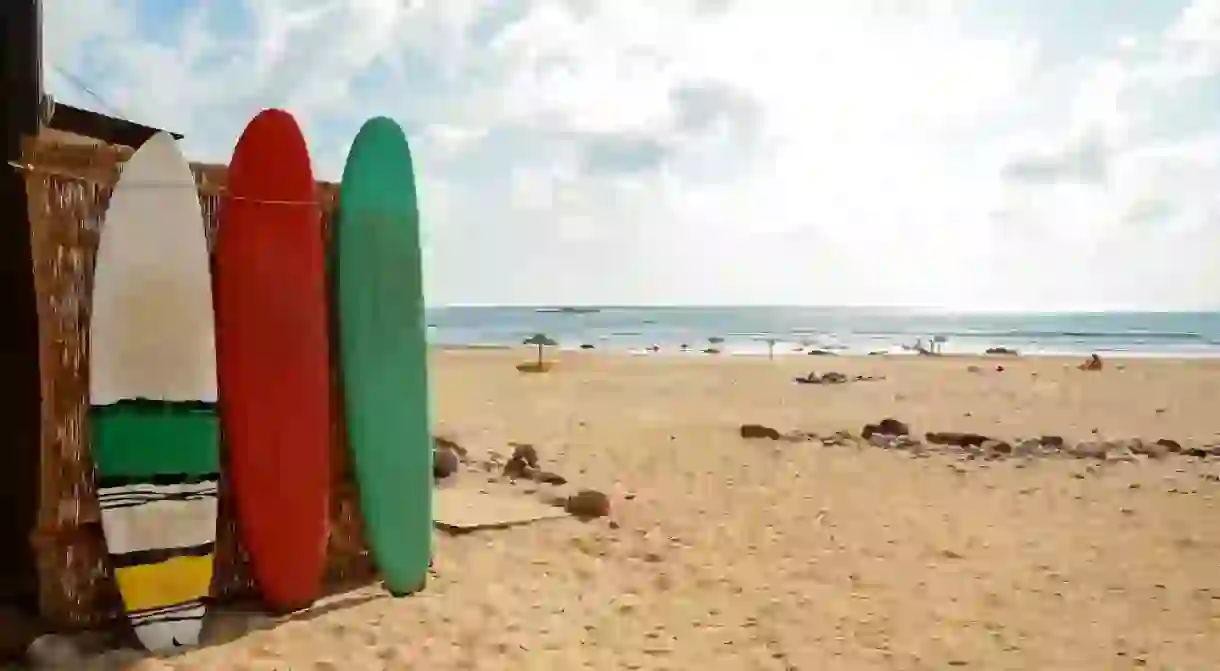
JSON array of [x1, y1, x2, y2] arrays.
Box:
[[0, 0, 45, 611], [3, 0, 42, 159], [48, 103, 184, 148]]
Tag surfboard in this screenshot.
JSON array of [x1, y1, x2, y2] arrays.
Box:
[[336, 117, 432, 596], [215, 109, 332, 612], [89, 132, 218, 651]]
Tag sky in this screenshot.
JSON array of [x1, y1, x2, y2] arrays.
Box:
[[41, 0, 1220, 310]]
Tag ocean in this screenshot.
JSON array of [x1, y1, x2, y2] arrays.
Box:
[[424, 306, 1220, 358]]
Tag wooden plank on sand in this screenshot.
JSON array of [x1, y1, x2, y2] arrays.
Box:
[[433, 488, 568, 532]]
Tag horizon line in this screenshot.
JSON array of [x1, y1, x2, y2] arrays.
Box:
[[427, 303, 1220, 314]]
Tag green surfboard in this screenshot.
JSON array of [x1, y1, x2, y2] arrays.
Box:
[[336, 117, 432, 595]]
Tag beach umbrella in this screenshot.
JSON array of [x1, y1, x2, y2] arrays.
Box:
[[757, 337, 777, 360], [522, 333, 557, 366]]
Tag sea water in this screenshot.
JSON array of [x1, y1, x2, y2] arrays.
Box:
[[424, 306, 1220, 357]]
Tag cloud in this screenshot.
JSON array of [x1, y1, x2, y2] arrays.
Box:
[[1123, 197, 1178, 225], [1001, 131, 1111, 185], [40, 0, 1220, 309], [577, 134, 670, 175], [1160, 0, 1220, 79], [670, 81, 762, 144]]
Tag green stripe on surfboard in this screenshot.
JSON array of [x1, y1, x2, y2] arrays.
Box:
[[91, 401, 219, 478], [337, 116, 432, 596]]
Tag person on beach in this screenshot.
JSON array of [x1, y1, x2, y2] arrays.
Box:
[[1078, 353, 1103, 371]]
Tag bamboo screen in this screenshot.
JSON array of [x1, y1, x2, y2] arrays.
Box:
[[20, 138, 372, 629]]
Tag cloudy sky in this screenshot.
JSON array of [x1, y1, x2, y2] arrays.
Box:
[[43, 0, 1220, 310]]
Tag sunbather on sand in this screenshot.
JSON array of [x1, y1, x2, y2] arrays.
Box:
[[1078, 353, 1103, 371]]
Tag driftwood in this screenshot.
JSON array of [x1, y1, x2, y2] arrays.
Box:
[[21, 137, 369, 629]]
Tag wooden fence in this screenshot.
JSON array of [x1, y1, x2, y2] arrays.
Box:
[[21, 138, 372, 629]]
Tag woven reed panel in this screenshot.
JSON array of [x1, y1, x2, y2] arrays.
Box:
[[22, 138, 369, 629]]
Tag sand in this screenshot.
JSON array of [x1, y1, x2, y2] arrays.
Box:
[[82, 351, 1220, 670]]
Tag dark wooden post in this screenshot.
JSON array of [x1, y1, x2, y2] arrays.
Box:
[[0, 0, 45, 612]]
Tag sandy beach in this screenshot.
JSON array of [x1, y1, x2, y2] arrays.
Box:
[[75, 350, 1220, 670]]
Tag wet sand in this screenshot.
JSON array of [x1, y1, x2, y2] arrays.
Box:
[[85, 351, 1220, 670]]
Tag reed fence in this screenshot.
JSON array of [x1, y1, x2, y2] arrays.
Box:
[[20, 137, 372, 629]]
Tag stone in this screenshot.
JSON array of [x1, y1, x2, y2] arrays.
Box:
[[869, 434, 893, 448], [1106, 444, 1138, 462], [982, 439, 1013, 455], [1070, 441, 1110, 459], [26, 634, 84, 669], [566, 490, 611, 519], [1129, 438, 1170, 459], [795, 371, 849, 384], [961, 442, 988, 458], [1184, 443, 1220, 458], [740, 424, 782, 440], [501, 458, 524, 478], [862, 419, 908, 440], [510, 443, 540, 468], [877, 418, 910, 436], [1013, 439, 1041, 457], [1155, 438, 1183, 453], [502, 443, 544, 479], [926, 432, 990, 448], [433, 447, 460, 478], [502, 457, 529, 479], [433, 435, 468, 460]]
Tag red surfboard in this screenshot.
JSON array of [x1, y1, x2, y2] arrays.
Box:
[[215, 109, 331, 612]]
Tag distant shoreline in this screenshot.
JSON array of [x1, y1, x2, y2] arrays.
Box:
[[423, 306, 1220, 358], [430, 305, 1220, 314], [432, 344, 1220, 360]]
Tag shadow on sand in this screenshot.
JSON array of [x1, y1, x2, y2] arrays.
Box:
[[83, 572, 399, 670]]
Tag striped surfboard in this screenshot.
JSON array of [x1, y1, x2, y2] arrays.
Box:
[[90, 132, 219, 651]]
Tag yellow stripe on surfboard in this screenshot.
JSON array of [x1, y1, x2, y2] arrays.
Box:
[[113, 554, 214, 613]]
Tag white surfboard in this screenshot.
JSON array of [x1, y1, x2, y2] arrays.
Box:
[[90, 132, 219, 651]]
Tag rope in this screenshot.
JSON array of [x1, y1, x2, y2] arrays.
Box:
[[50, 64, 129, 119], [9, 161, 326, 206]]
